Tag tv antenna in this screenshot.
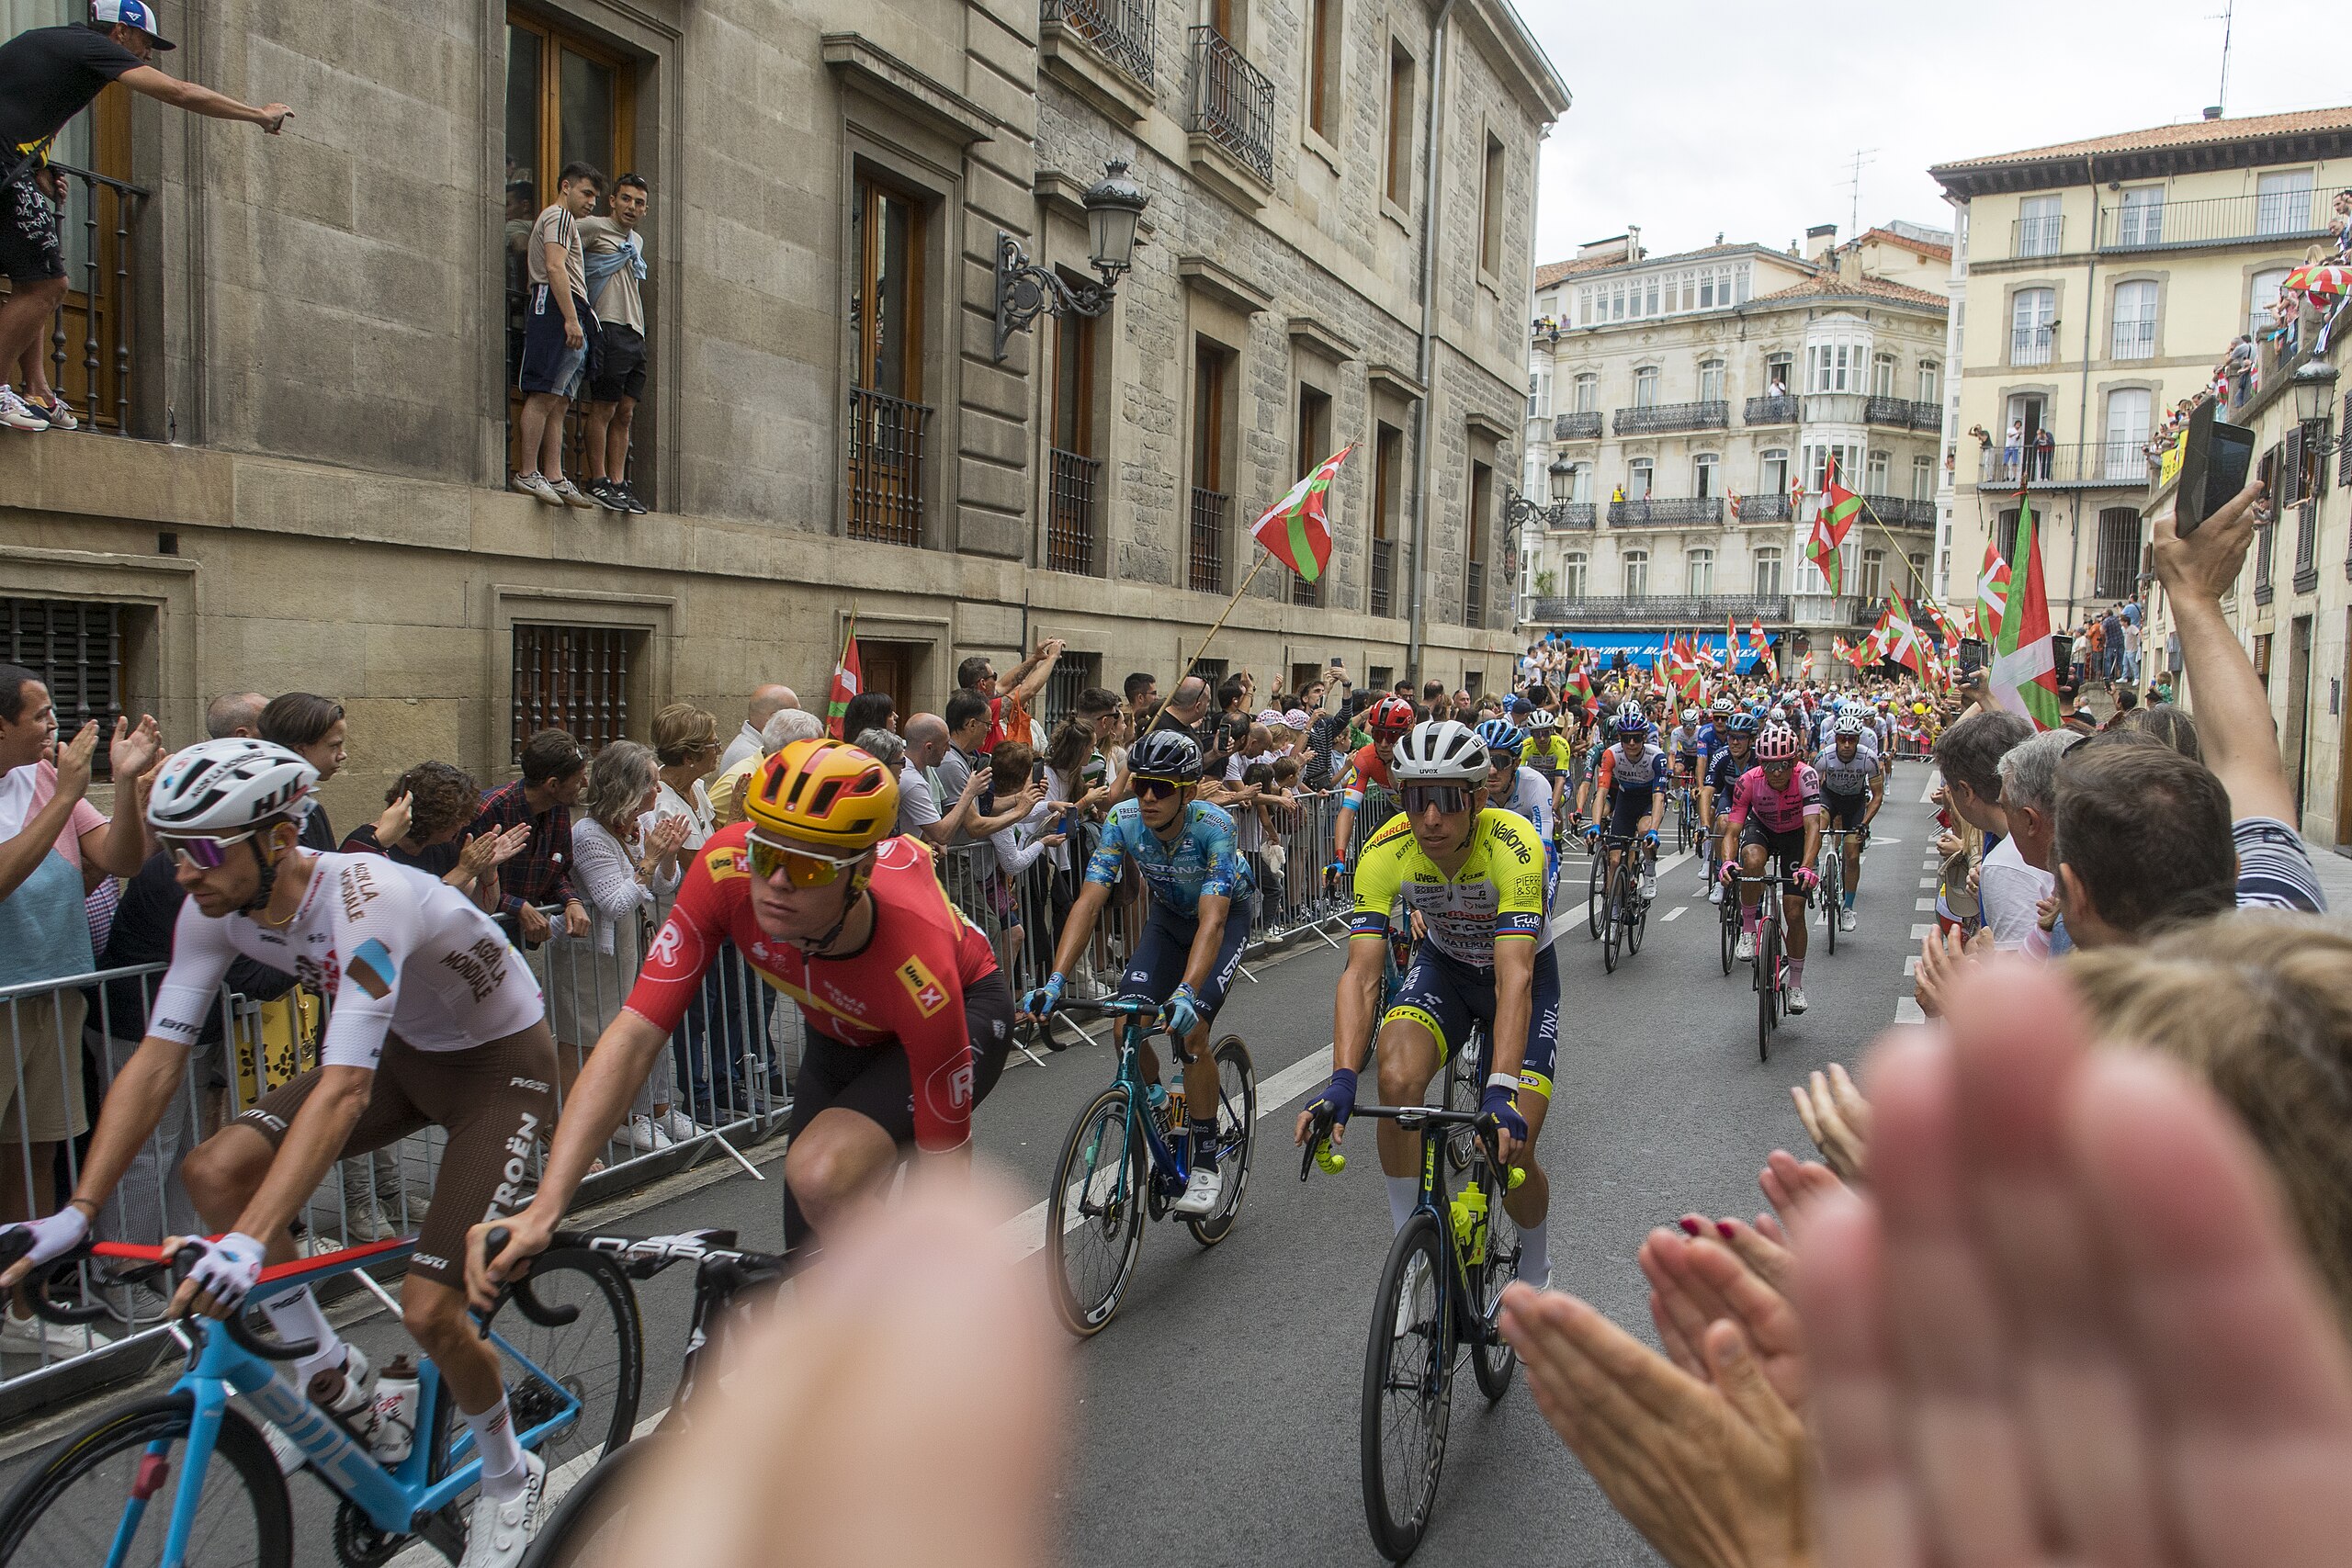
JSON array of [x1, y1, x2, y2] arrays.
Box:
[[2209, 0, 2233, 117], [1845, 147, 1879, 238]]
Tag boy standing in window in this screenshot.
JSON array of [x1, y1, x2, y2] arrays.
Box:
[[511, 161, 604, 511], [580, 174, 649, 514]]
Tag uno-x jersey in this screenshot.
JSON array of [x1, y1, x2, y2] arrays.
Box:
[[625, 827, 999, 1152], [1349, 808, 1553, 966], [1084, 798, 1251, 919]]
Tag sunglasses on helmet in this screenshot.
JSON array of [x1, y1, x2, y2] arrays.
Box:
[[159, 831, 254, 871], [1130, 774, 1187, 800], [745, 831, 866, 888], [1401, 783, 1473, 816]]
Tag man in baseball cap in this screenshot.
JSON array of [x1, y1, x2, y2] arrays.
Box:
[[90, 1, 173, 48]]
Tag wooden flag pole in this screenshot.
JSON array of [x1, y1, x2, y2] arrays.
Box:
[[1147, 551, 1277, 735]]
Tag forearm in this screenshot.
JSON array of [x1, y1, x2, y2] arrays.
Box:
[[233, 1070, 372, 1242], [68, 1039, 191, 1212], [532, 1013, 671, 1214], [1333, 952, 1382, 1072], [544, 246, 579, 319], [1486, 950, 1533, 1081], [94, 785, 147, 877], [1048, 885, 1109, 977], [2173, 591, 2291, 817], [1330, 807, 1356, 863], [161, 78, 272, 123]]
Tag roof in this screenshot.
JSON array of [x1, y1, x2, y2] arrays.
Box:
[[1851, 226, 1951, 263], [1932, 106, 2352, 197], [1749, 272, 1949, 310], [1532, 242, 1804, 292]]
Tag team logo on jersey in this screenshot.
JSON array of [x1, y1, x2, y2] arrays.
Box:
[[897, 954, 949, 1017], [345, 938, 397, 999], [925, 1051, 976, 1114], [705, 845, 750, 884], [644, 914, 702, 979]]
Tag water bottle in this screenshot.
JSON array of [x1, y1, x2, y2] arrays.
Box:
[[370, 1355, 421, 1465], [1145, 1080, 1170, 1131], [1452, 1183, 1488, 1265]]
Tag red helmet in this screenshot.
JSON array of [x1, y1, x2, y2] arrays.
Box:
[[1368, 695, 1417, 737], [1756, 723, 1802, 762]]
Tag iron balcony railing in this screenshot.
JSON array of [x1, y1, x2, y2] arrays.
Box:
[[2012, 212, 2064, 258], [1609, 496, 1723, 526], [1525, 593, 1789, 624], [1548, 502, 1598, 529], [2097, 188, 2328, 253], [1743, 394, 1800, 425], [1464, 560, 1485, 629], [1864, 395, 1940, 430], [1370, 536, 1396, 617], [1188, 484, 1230, 592], [1860, 494, 1938, 528], [1040, 0, 1155, 85], [846, 388, 931, 546], [1733, 493, 1791, 523], [40, 161, 152, 434], [1553, 410, 1603, 440], [1185, 26, 1274, 184], [1046, 447, 1101, 574], [1976, 442, 2154, 490], [2011, 326, 2056, 367], [1612, 400, 1728, 435], [2110, 318, 2158, 361]]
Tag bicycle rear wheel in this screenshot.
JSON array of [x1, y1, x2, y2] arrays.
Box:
[[1719, 891, 1736, 976], [1756, 914, 1780, 1062], [519, 1429, 672, 1568], [0, 1392, 292, 1568], [1821, 852, 1839, 954], [1361, 1214, 1453, 1562], [1625, 862, 1649, 956], [1601, 863, 1622, 974], [1047, 1083, 1146, 1335], [1185, 1035, 1257, 1247], [1467, 1159, 1520, 1403]]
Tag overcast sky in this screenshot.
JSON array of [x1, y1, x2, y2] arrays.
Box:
[[1522, 0, 2334, 265]]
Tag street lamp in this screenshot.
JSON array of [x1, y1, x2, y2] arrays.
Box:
[[992, 159, 1149, 361], [2290, 355, 2345, 452]]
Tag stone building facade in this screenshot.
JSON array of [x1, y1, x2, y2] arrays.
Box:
[[0, 0, 1566, 826]]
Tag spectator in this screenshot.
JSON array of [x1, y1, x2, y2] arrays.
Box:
[[2031, 422, 2055, 479], [1153, 675, 1215, 750], [2112, 699, 2199, 758], [509, 160, 605, 510], [1420, 678, 1447, 712], [710, 706, 824, 827], [647, 703, 720, 849], [203, 691, 266, 739], [568, 739, 689, 1147], [719, 683, 797, 774], [257, 692, 347, 852], [2104, 682, 2140, 728], [896, 712, 978, 848], [1122, 671, 1158, 720], [472, 727, 591, 945], [648, 704, 757, 1129], [933, 692, 992, 816], [977, 741, 1063, 976], [2052, 741, 2239, 946], [2003, 418, 2022, 478], [341, 760, 518, 913], [0, 2, 289, 434], [2332, 186, 2352, 258], [839, 689, 895, 742], [958, 639, 1062, 753], [1984, 728, 2077, 953], [579, 172, 650, 515]]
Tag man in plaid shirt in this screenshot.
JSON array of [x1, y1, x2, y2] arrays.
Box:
[[473, 728, 591, 943]]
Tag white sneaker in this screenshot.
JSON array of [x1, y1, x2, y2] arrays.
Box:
[[1838, 908, 1857, 932], [459, 1452, 545, 1568], [0, 387, 47, 432], [548, 478, 596, 510], [34, 398, 74, 431], [626, 1113, 673, 1152], [1735, 931, 1755, 961], [1787, 986, 1810, 1014], [1170, 1164, 1223, 1217], [0, 1307, 108, 1357], [1515, 1261, 1553, 1292], [1709, 883, 1724, 905], [660, 1109, 701, 1142], [509, 470, 563, 505]]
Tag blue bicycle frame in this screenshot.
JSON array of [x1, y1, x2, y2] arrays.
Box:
[[121, 1238, 582, 1568]]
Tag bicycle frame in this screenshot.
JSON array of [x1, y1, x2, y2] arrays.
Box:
[[1060, 997, 1238, 1205], [1306, 1105, 1510, 1337]]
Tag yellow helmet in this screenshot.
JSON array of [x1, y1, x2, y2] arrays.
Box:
[[742, 738, 899, 854]]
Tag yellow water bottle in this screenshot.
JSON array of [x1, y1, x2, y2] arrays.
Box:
[[1452, 1183, 1488, 1264]]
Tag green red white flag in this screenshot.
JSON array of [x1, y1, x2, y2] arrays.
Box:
[[1976, 540, 2012, 639], [1806, 457, 1861, 593], [825, 615, 863, 739], [1250, 444, 1352, 581], [1988, 497, 2063, 730], [1564, 661, 1593, 705]]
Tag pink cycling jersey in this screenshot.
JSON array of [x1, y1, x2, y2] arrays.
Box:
[[1724, 763, 1823, 836]]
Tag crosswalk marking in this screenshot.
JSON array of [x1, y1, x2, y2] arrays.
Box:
[[1914, 897, 1937, 911]]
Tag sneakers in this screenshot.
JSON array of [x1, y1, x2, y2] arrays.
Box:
[[1708, 883, 1724, 905], [0, 386, 48, 432], [1640, 870, 1658, 902], [660, 1108, 701, 1143], [509, 470, 563, 506], [1787, 986, 1810, 1014], [614, 481, 649, 515], [458, 1451, 545, 1568], [1838, 908, 1857, 932], [0, 1306, 108, 1358], [548, 478, 596, 510], [35, 398, 75, 431], [1735, 930, 1755, 961], [625, 1113, 674, 1153], [1170, 1164, 1223, 1217], [582, 478, 629, 513]]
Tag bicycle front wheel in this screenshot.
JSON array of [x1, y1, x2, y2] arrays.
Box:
[[1361, 1213, 1453, 1562], [519, 1428, 673, 1568], [1585, 849, 1606, 939], [0, 1392, 292, 1568], [1757, 917, 1780, 1061], [1601, 863, 1623, 974], [1047, 1083, 1146, 1335], [1186, 1035, 1258, 1247], [1441, 1036, 1479, 1176], [481, 1245, 643, 1489], [1468, 1159, 1520, 1403], [1821, 853, 1840, 954]]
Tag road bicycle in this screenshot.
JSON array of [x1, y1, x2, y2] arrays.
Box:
[[1596, 832, 1649, 975], [1728, 868, 1794, 1061], [1672, 775, 1702, 852], [0, 1227, 639, 1568], [518, 1228, 786, 1568], [1815, 827, 1864, 953], [1045, 994, 1257, 1337], [1302, 1100, 1524, 1562]]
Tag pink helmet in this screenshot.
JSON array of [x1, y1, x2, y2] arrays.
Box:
[[1755, 724, 1802, 762]]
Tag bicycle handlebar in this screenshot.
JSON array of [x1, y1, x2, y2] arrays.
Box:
[[1297, 1104, 1525, 1189], [0, 1231, 318, 1359], [1054, 996, 1159, 1021]]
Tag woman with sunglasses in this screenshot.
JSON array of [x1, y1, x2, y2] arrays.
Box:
[[1023, 728, 1252, 1219], [471, 738, 1017, 1287]]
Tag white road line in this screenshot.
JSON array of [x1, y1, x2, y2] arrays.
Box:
[[1919, 768, 1942, 805], [1917, 876, 1938, 889], [1894, 998, 1927, 1024], [1662, 906, 1687, 921], [1903, 955, 1920, 976], [1873, 836, 1903, 845], [1910, 923, 1937, 939], [1914, 897, 1937, 911]]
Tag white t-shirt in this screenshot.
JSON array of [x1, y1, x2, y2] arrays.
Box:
[[1977, 834, 2053, 953]]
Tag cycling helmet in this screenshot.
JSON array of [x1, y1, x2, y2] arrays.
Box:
[[1612, 700, 1648, 735], [1474, 718, 1525, 762], [1392, 719, 1490, 784], [1711, 695, 1735, 716], [1767, 705, 1787, 722], [1680, 707, 1701, 725], [1127, 727, 1204, 782], [1756, 724, 1803, 763], [147, 739, 317, 836], [1834, 714, 1867, 739], [1524, 706, 1560, 732], [1367, 694, 1418, 738], [742, 737, 900, 853], [1724, 711, 1760, 738]]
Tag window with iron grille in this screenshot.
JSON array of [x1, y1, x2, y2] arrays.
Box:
[[1, 598, 122, 778], [1039, 652, 1100, 734], [512, 625, 634, 763], [2340, 392, 2352, 491], [2094, 509, 2143, 601]]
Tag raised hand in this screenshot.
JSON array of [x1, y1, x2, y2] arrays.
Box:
[[54, 721, 99, 800], [1758, 1148, 1845, 1232], [1789, 1063, 1871, 1180], [1641, 1222, 1809, 1407], [108, 713, 162, 783]]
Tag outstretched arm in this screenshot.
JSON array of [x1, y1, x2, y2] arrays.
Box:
[[118, 65, 290, 130], [2152, 479, 2295, 823]]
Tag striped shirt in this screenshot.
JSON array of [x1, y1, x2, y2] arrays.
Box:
[[2233, 817, 2327, 913]]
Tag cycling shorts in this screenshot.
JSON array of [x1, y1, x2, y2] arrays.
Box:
[[1607, 795, 1655, 840], [1116, 904, 1251, 1022], [234, 1024, 558, 1290], [1382, 942, 1561, 1101], [1738, 820, 1809, 882], [1822, 790, 1871, 832]]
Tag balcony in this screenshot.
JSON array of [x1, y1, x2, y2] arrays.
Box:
[[1553, 411, 1603, 441], [1046, 447, 1101, 574], [1743, 394, 1801, 426], [1733, 493, 1791, 524], [1185, 27, 1274, 198], [1188, 485, 1230, 592], [1370, 537, 1396, 618], [846, 388, 931, 546], [1464, 560, 1485, 630], [2011, 213, 2064, 258], [1790, 593, 1876, 628], [1865, 395, 1940, 431], [2096, 189, 2328, 254], [1041, 0, 1153, 85], [1974, 442, 2154, 491], [25, 162, 151, 435], [1550, 502, 1598, 529], [1040, 0, 1155, 121], [1613, 400, 1728, 435], [2010, 326, 2057, 367], [1861, 495, 1938, 529], [1524, 593, 1790, 625], [1609, 496, 1723, 527], [2110, 319, 2157, 361]]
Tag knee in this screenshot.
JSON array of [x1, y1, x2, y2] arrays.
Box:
[[785, 1140, 862, 1217], [402, 1293, 466, 1355], [179, 1129, 267, 1209], [1374, 1036, 1426, 1104]]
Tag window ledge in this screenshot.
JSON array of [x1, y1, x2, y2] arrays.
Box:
[[1186, 131, 1276, 214], [1039, 18, 1153, 125], [822, 33, 998, 146], [1287, 313, 1360, 364], [1301, 123, 1343, 177], [1380, 193, 1414, 232], [1178, 254, 1274, 317]]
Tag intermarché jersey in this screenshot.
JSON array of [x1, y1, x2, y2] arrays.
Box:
[[149, 852, 544, 1072], [1349, 808, 1553, 966], [1522, 733, 1574, 783], [1724, 763, 1825, 836], [1814, 743, 1881, 797], [1084, 797, 1250, 920], [626, 827, 1000, 1153]]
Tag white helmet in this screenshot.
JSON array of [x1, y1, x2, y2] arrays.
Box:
[[1525, 707, 1560, 732], [146, 739, 318, 836], [1392, 719, 1490, 784]]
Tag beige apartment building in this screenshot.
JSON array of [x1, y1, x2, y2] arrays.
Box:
[[1514, 225, 1948, 673], [0, 0, 1566, 827], [1930, 108, 2352, 633]]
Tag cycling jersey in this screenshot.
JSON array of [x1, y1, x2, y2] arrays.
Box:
[[1668, 726, 1702, 771], [1596, 743, 1668, 802], [150, 852, 543, 1072], [1495, 763, 1557, 846], [1084, 797, 1250, 919], [1349, 808, 1552, 965], [625, 828, 999, 1152], [1692, 721, 1719, 768], [1723, 764, 1824, 836], [1814, 744, 1881, 797], [1704, 745, 1755, 796], [1338, 742, 1396, 813], [1522, 735, 1574, 783]]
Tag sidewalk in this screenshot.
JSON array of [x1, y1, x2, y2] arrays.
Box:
[[2300, 836, 2352, 910]]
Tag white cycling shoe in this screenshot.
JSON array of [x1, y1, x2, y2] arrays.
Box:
[[458, 1453, 545, 1568], [1170, 1165, 1224, 1218], [1838, 907, 1857, 932], [1735, 931, 1755, 961], [1708, 883, 1724, 905], [1787, 986, 1810, 1014]]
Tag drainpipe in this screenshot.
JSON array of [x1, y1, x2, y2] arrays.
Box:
[[1406, 0, 1459, 684], [2069, 154, 2098, 624]]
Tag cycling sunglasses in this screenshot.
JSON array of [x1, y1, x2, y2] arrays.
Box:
[[1130, 774, 1189, 800], [1401, 784, 1473, 816], [159, 831, 254, 871], [744, 831, 865, 888]]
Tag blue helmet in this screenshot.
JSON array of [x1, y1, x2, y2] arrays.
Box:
[[1724, 711, 1761, 738], [1474, 718, 1525, 762], [1612, 700, 1649, 736]]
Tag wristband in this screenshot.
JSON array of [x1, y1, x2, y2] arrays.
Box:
[[1486, 1072, 1521, 1092]]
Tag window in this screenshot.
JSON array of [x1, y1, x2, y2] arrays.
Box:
[[1562, 552, 1588, 598], [1912, 454, 1935, 502], [2251, 267, 2291, 334], [1871, 354, 1897, 399], [1753, 547, 1783, 598], [1764, 352, 1793, 393], [1865, 449, 1890, 493], [2018, 193, 2062, 256], [1371, 421, 1402, 615], [1466, 460, 1493, 626], [2256, 168, 2314, 237], [1627, 457, 1653, 500], [1806, 342, 1858, 393], [1623, 548, 1649, 598], [1693, 453, 1718, 499], [1572, 373, 1599, 413], [1189, 338, 1235, 592], [2095, 508, 2142, 600], [1527, 370, 1551, 419], [1858, 548, 1885, 602], [1046, 299, 1101, 574], [1291, 385, 1332, 605], [512, 624, 636, 764], [1687, 547, 1714, 595], [1305, 0, 1333, 139], [1759, 448, 1789, 495], [2115, 185, 2164, 247], [1916, 361, 1939, 404], [1634, 366, 1659, 407], [2104, 388, 2151, 479], [1905, 552, 1929, 597], [1805, 442, 1860, 491], [2010, 287, 2055, 366], [1479, 132, 1506, 275], [0, 598, 123, 778], [1384, 41, 1414, 206], [848, 169, 930, 546], [1566, 462, 1592, 503], [2111, 279, 2157, 360], [1698, 358, 1724, 403]]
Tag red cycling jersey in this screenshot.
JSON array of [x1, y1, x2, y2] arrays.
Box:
[[623, 825, 1000, 1152]]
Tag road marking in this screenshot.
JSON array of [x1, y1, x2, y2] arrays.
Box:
[[1910, 923, 1936, 939], [1894, 998, 1927, 1023], [1904, 955, 1920, 976], [1662, 905, 1687, 921], [1917, 877, 1938, 888], [1914, 897, 1937, 911], [1873, 836, 1903, 844], [1919, 768, 1942, 805]]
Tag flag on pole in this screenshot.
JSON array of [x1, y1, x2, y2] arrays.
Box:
[[1975, 540, 2013, 639], [825, 615, 864, 739], [1249, 445, 1353, 581], [1875, 593, 1931, 680], [1564, 660, 1593, 705], [1806, 457, 1861, 593], [1987, 497, 2063, 730]]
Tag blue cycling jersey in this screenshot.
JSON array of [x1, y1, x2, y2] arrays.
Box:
[[1693, 721, 1719, 768], [1084, 798, 1251, 919], [1705, 743, 1755, 795]]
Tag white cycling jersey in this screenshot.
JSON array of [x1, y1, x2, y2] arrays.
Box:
[[148, 852, 544, 1070], [1497, 763, 1557, 845]]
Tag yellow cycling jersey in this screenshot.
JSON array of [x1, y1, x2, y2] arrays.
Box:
[[1348, 807, 1551, 967], [1522, 736, 1574, 782]]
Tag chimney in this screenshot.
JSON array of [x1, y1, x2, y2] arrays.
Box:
[[1627, 223, 1643, 263], [1805, 223, 1838, 265], [1838, 244, 1863, 284]]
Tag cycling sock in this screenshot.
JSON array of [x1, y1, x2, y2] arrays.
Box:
[[1187, 1119, 1222, 1171], [1517, 1216, 1551, 1286], [257, 1284, 342, 1392], [1386, 1176, 1419, 1233], [1790, 959, 1805, 986], [464, 1394, 527, 1498], [1844, 888, 1856, 909]]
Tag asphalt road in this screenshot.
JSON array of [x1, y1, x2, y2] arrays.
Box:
[[0, 764, 1940, 1567]]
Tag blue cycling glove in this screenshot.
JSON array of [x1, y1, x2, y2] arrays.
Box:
[[1021, 972, 1066, 1019], [1306, 1067, 1358, 1130], [1477, 1083, 1528, 1146], [1163, 982, 1204, 1042], [1641, 827, 1659, 847]]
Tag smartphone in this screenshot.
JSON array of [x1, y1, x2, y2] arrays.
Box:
[[2174, 399, 2256, 536], [2050, 634, 2074, 679], [1958, 637, 1988, 677], [1031, 761, 1046, 785]]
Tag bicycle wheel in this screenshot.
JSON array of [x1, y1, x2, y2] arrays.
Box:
[[1361, 1213, 1453, 1562], [1601, 863, 1622, 975], [1047, 1083, 1146, 1336], [1821, 852, 1839, 955], [517, 1426, 675, 1568], [1718, 889, 1736, 976], [1441, 1036, 1479, 1177], [1585, 849, 1605, 939], [1625, 860, 1649, 956], [1756, 914, 1780, 1062], [1467, 1159, 1520, 1404], [0, 1391, 292, 1567], [483, 1245, 643, 1488], [1186, 1035, 1257, 1247]]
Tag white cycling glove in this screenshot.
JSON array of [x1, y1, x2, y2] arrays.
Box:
[[182, 1231, 267, 1314], [0, 1205, 90, 1271]]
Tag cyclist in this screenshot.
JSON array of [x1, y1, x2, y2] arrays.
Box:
[[1326, 694, 1417, 893], [1475, 719, 1558, 908], [474, 739, 1017, 1286], [0, 739, 559, 1566], [1667, 706, 1706, 788], [1520, 706, 1574, 832], [1718, 724, 1823, 1013], [1699, 710, 1758, 904], [1023, 728, 1250, 1217], [1584, 702, 1666, 905], [1815, 713, 1885, 931], [1294, 721, 1559, 1289]]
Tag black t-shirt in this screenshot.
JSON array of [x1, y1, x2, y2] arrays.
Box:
[[0, 27, 141, 179]]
